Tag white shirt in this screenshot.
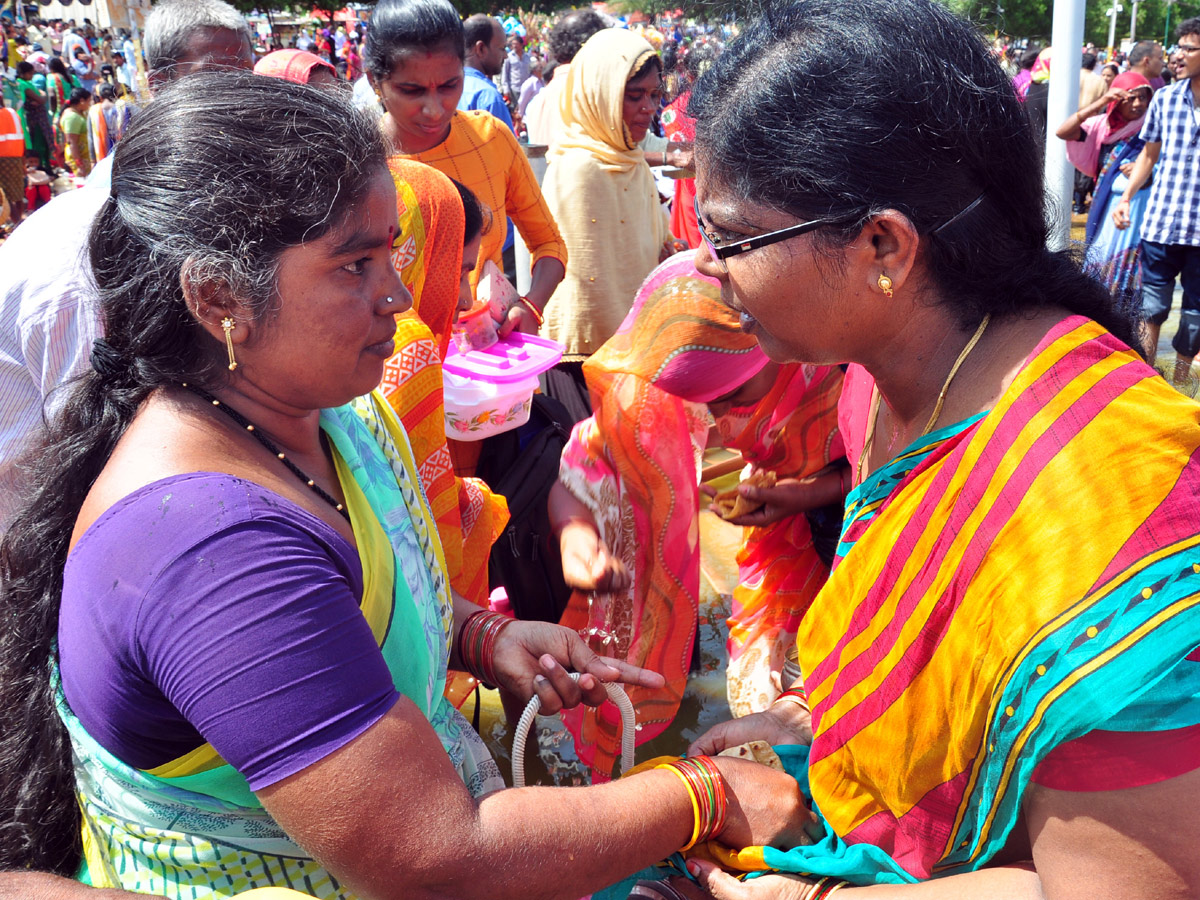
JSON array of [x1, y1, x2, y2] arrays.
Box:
[[517, 74, 542, 118], [61, 30, 88, 63], [351, 74, 381, 113], [121, 38, 137, 89], [0, 183, 108, 525]]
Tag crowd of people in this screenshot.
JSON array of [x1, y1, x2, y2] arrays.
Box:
[[1, 17, 141, 228], [1045, 35, 1200, 387], [0, 0, 1197, 899]]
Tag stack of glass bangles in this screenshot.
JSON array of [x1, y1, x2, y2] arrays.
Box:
[[655, 756, 728, 850], [458, 609, 513, 687], [801, 877, 851, 899]]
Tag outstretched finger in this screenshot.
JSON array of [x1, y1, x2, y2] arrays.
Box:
[[592, 655, 666, 689]]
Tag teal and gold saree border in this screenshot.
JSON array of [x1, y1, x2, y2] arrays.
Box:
[[938, 534, 1200, 871]]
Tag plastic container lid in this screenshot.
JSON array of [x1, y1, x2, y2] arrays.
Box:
[[443, 332, 563, 384]]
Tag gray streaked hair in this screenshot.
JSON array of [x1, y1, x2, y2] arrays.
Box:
[[143, 0, 252, 76]]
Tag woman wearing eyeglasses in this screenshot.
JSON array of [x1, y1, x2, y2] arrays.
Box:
[[627, 0, 1200, 897]]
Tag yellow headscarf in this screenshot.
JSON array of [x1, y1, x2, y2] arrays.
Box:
[[542, 28, 669, 359], [550, 28, 658, 174]]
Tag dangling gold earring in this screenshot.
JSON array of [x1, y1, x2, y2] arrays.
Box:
[[877, 274, 894, 298], [221, 317, 238, 371]]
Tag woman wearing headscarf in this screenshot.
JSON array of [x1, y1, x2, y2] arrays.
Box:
[[1056, 72, 1155, 312], [378, 159, 508, 613], [550, 253, 845, 781], [377, 160, 510, 709], [253, 48, 338, 86], [541, 28, 673, 373]]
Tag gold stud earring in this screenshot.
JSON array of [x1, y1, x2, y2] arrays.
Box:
[[877, 274, 894, 298], [221, 317, 238, 371]]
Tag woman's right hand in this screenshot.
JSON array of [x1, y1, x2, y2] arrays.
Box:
[[1100, 86, 1130, 108], [559, 520, 631, 592], [690, 704, 812, 757], [1112, 198, 1132, 230], [710, 757, 820, 849]]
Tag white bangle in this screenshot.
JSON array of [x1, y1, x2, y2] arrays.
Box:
[[774, 692, 810, 714]]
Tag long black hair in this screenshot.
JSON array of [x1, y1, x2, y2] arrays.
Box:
[[688, 0, 1140, 349], [451, 177, 489, 245], [364, 0, 464, 82], [0, 70, 387, 876]]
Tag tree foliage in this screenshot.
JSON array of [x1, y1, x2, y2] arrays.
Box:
[[911, 0, 1193, 45], [224, 2, 376, 23], [218, 0, 1197, 45]]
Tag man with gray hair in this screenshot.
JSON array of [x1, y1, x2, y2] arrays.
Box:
[[0, 0, 254, 531], [142, 0, 254, 89]]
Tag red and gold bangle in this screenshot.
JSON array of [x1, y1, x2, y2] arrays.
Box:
[[458, 609, 513, 687], [775, 686, 810, 713], [655, 756, 728, 850], [518, 295, 544, 327]]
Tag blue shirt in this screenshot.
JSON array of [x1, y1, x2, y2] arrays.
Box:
[[458, 66, 514, 133], [1139, 80, 1200, 247], [458, 67, 517, 251]]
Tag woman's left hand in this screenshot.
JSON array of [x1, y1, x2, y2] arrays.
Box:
[[689, 704, 812, 756], [490, 620, 665, 714]]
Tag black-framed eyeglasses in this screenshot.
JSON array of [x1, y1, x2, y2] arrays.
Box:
[[694, 196, 849, 268], [1177, 43, 1200, 54]]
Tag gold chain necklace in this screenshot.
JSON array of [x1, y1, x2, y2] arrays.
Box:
[[857, 314, 991, 484]]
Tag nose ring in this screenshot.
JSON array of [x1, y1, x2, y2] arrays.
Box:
[[385, 296, 395, 304]]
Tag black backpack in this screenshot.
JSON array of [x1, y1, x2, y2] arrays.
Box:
[[475, 393, 576, 623]]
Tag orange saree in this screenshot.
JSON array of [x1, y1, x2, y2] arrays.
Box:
[[378, 159, 509, 633]]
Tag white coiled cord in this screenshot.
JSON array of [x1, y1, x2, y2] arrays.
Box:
[[511, 674, 636, 788]]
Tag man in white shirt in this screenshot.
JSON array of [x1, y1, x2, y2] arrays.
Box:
[[60, 26, 88, 65], [122, 32, 136, 78], [0, 0, 254, 527]]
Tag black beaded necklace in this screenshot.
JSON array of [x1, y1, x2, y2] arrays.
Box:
[[183, 383, 351, 522]]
